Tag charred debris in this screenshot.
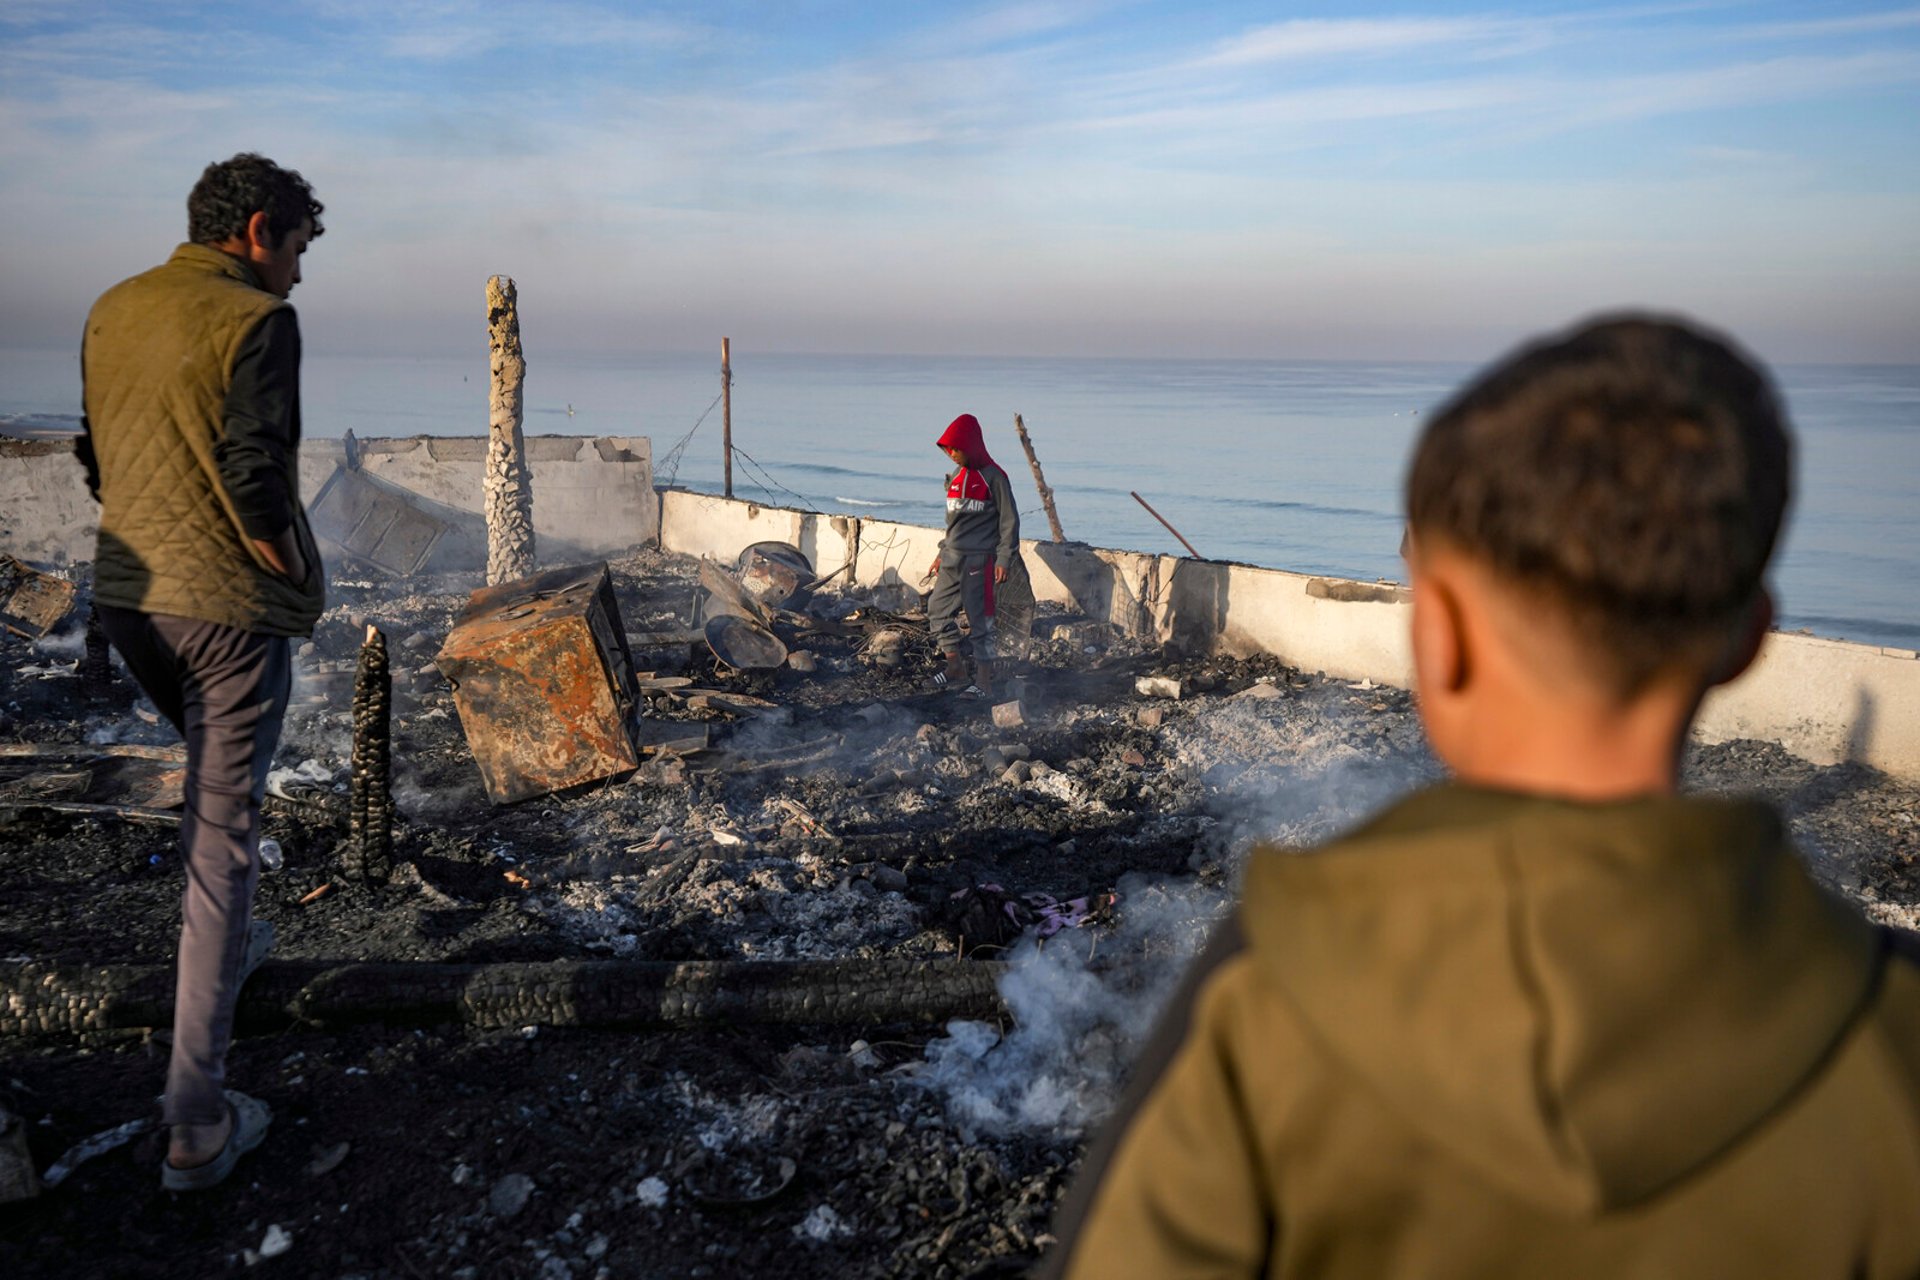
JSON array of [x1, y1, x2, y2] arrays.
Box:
[[2, 533, 1918, 1276]]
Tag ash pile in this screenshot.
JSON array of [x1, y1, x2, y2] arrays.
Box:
[[2, 542, 1917, 1279]]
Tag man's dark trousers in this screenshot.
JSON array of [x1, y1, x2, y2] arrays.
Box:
[[98, 606, 290, 1127]]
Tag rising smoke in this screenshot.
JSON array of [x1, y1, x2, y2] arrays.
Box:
[[916, 686, 1440, 1139]]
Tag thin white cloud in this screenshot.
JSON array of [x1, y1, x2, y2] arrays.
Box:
[[2, 2, 1916, 361], [307, 0, 710, 61], [936, 0, 1110, 48], [1196, 16, 1528, 67], [1736, 7, 1920, 41]]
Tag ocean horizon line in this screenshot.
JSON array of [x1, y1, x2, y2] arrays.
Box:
[[6, 341, 1918, 374]]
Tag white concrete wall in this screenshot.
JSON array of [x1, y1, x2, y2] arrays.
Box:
[[651, 490, 860, 577], [303, 435, 658, 565], [10, 448, 1916, 781], [656, 489, 1920, 783], [0, 434, 658, 572], [0, 441, 96, 567], [1695, 632, 1920, 770]]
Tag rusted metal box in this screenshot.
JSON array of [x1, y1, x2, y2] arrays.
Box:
[[435, 563, 642, 804]]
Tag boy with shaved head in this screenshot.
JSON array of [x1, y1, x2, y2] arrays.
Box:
[[1044, 316, 1920, 1277]]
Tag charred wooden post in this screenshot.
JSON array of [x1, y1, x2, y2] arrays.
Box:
[[1013, 413, 1067, 543], [485, 275, 536, 584], [721, 336, 733, 499], [343, 625, 393, 882], [82, 605, 113, 705], [0, 957, 1009, 1035]]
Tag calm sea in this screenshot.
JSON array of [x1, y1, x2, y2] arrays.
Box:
[[4, 347, 1916, 649]]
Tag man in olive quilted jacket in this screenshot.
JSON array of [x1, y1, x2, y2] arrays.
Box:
[[77, 153, 327, 1191]]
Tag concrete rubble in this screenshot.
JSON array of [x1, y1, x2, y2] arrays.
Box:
[[0, 543, 1916, 1278]]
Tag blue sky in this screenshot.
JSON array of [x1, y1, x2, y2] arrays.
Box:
[[2, 1, 1917, 361]]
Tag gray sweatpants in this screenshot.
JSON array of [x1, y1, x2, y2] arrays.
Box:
[[928, 551, 995, 660], [98, 606, 290, 1127]]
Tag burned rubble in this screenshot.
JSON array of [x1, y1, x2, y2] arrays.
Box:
[[1, 545, 1917, 1278]]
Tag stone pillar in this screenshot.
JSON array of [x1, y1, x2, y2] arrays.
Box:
[[485, 275, 535, 584]]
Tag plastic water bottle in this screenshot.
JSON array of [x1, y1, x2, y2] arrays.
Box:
[[258, 838, 285, 874]]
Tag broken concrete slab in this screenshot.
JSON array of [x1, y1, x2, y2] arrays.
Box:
[[308, 464, 459, 576], [1135, 675, 1184, 700], [304, 434, 658, 567]]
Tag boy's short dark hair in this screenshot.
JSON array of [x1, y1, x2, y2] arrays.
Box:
[[1405, 314, 1791, 693], [187, 153, 325, 248]]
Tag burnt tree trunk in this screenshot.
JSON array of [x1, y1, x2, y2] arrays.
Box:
[[0, 958, 1007, 1036], [342, 625, 393, 883], [1013, 414, 1066, 543], [485, 275, 535, 584]]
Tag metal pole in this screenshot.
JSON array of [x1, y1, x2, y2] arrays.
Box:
[[1130, 490, 1202, 559], [721, 336, 733, 499]]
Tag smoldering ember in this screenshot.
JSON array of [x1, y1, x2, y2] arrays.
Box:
[[2, 422, 1919, 1278]]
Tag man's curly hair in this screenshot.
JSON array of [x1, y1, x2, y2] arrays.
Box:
[[187, 153, 325, 247]]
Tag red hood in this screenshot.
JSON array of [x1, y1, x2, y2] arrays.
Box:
[[936, 413, 998, 470]]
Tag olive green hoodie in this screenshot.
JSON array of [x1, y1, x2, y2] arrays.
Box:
[[1046, 786, 1920, 1278]]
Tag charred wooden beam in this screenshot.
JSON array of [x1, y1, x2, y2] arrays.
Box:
[[82, 606, 114, 705], [342, 626, 393, 883], [0, 958, 1008, 1036]]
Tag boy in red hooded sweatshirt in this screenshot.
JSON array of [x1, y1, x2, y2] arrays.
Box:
[[926, 413, 1021, 694]]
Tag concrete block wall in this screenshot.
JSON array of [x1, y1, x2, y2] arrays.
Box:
[[656, 489, 1920, 783], [8, 440, 1915, 781], [0, 440, 98, 567], [1694, 632, 1920, 772], [0, 434, 658, 572], [650, 489, 861, 578], [303, 436, 658, 567]]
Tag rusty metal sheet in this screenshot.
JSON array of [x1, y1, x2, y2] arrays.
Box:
[[0, 744, 186, 815], [435, 563, 642, 804], [698, 559, 773, 629], [735, 542, 816, 609], [309, 465, 450, 576], [704, 614, 788, 671], [0, 557, 76, 640]]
